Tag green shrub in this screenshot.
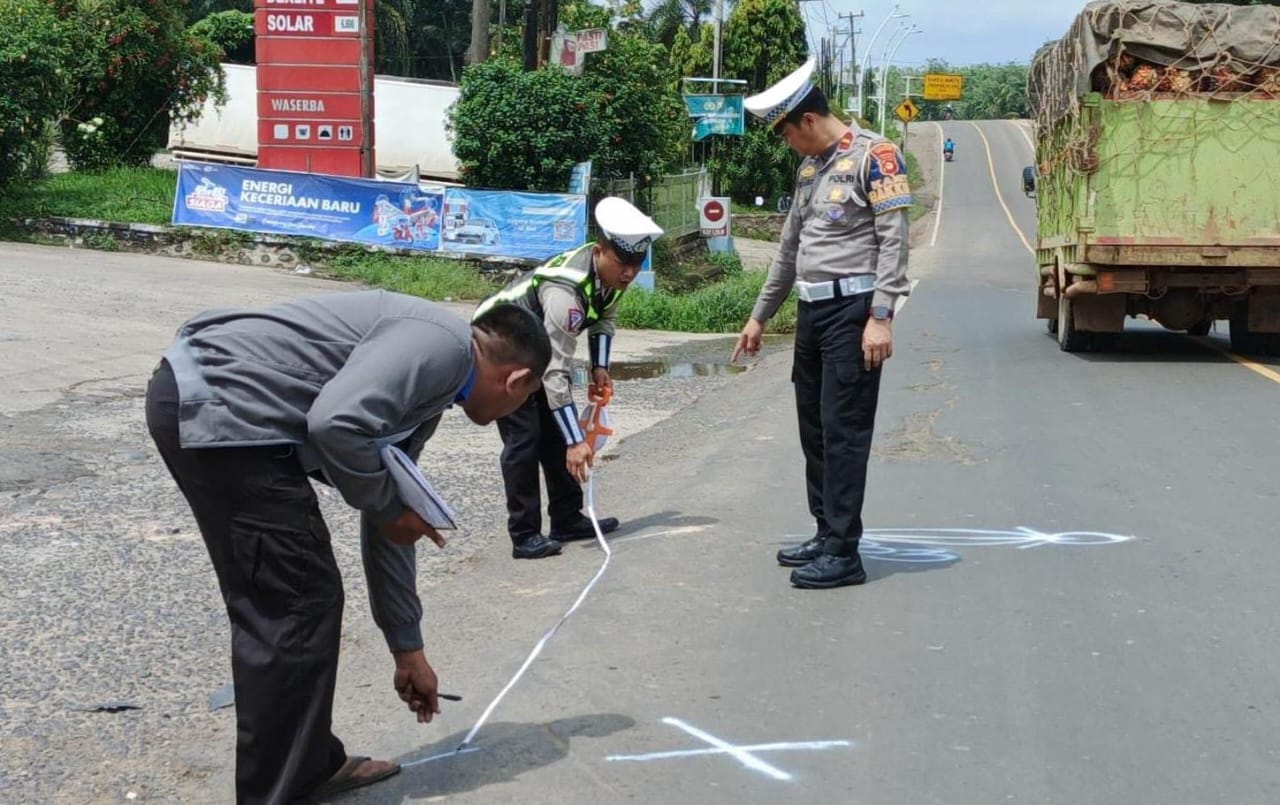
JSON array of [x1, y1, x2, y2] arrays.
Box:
[[618, 271, 796, 333], [56, 0, 225, 170], [189, 10, 254, 64], [0, 0, 72, 187]]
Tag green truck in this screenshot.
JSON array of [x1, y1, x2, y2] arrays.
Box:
[[1027, 1, 1280, 353]]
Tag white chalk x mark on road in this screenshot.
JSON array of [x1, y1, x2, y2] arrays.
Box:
[[786, 527, 1135, 565], [606, 717, 854, 781]]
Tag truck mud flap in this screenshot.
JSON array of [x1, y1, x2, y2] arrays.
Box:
[[1073, 294, 1126, 333]]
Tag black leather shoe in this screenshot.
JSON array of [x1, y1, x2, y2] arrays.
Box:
[[790, 553, 867, 589], [512, 534, 564, 559], [549, 516, 619, 542], [777, 536, 826, 567]]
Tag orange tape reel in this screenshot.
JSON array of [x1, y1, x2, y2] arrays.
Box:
[[578, 387, 614, 453]]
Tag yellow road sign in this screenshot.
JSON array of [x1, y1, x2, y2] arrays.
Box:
[[895, 98, 920, 123], [923, 73, 964, 101]]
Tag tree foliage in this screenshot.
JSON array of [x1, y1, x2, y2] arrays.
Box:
[[449, 2, 685, 192], [448, 59, 600, 190], [645, 0, 713, 47], [706, 0, 808, 202], [889, 60, 1028, 122], [189, 9, 253, 64], [56, 0, 225, 171], [0, 0, 72, 186]]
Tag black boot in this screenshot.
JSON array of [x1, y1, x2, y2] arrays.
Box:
[[512, 534, 564, 559], [790, 553, 867, 589], [549, 516, 619, 542], [777, 536, 825, 567]]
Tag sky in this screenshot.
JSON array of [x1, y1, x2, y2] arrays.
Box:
[[800, 0, 1090, 69]]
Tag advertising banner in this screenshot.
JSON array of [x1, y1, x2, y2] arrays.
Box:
[[172, 162, 443, 251], [440, 188, 587, 261]]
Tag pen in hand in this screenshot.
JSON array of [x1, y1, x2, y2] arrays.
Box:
[[400, 684, 462, 702]]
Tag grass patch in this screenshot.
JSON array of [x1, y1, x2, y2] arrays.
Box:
[[0, 167, 175, 225], [904, 150, 929, 222], [322, 251, 501, 301], [654, 245, 742, 295], [618, 269, 797, 334]]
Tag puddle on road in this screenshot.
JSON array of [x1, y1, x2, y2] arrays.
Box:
[[577, 334, 792, 382], [609, 361, 747, 381]]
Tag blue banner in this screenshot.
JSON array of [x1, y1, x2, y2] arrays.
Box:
[[568, 161, 592, 195], [683, 94, 744, 140], [441, 189, 587, 261], [173, 162, 444, 251]]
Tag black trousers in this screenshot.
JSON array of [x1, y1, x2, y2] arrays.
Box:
[[495, 388, 583, 540], [792, 294, 883, 556], [145, 362, 346, 804]]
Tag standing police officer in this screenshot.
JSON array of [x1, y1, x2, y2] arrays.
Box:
[[732, 58, 912, 589], [476, 197, 664, 559]]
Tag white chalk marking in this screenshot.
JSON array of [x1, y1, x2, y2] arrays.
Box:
[[661, 717, 794, 781], [460, 474, 613, 748], [606, 740, 852, 763], [783, 526, 1135, 565], [610, 525, 709, 545], [400, 746, 481, 768]]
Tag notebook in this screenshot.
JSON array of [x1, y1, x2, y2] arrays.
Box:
[[380, 445, 458, 530]]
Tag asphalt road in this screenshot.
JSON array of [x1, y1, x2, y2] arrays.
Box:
[[332, 120, 1280, 804], [5, 120, 1280, 803]]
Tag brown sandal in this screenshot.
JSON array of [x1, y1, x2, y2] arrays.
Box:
[[313, 755, 401, 799]]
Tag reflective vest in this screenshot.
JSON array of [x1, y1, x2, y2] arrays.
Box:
[[473, 243, 621, 325]]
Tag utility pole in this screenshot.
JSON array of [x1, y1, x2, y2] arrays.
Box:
[[820, 37, 829, 96], [497, 0, 506, 55], [521, 0, 537, 70], [834, 27, 844, 104], [469, 0, 491, 65], [840, 11, 864, 118]]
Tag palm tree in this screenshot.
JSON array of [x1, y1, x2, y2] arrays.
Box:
[[375, 0, 415, 76], [647, 0, 715, 47]]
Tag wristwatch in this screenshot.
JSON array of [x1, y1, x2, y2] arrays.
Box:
[[871, 305, 894, 321]]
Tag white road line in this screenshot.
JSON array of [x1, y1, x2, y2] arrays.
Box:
[[930, 121, 946, 247], [970, 122, 1035, 255], [662, 717, 794, 781], [606, 740, 852, 763], [1012, 119, 1036, 154]]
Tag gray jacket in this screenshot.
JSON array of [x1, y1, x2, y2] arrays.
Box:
[[163, 290, 474, 651], [752, 129, 913, 322]]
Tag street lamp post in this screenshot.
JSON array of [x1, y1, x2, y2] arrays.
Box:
[[854, 5, 906, 124], [878, 25, 922, 134]]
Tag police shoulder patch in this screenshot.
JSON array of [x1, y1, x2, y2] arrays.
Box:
[[869, 142, 904, 177], [567, 306, 585, 332], [865, 140, 912, 215]]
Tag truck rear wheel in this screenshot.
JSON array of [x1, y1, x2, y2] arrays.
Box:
[[1229, 302, 1280, 356], [1187, 320, 1212, 337], [1057, 293, 1090, 352]]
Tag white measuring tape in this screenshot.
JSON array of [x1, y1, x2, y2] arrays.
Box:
[[457, 472, 613, 750]]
